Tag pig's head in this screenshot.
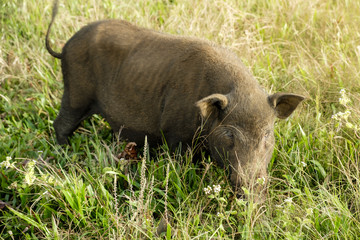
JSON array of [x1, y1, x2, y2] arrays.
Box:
[[196, 89, 304, 198]]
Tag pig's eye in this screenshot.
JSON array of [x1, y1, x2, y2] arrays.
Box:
[[223, 129, 234, 139], [222, 130, 235, 148]]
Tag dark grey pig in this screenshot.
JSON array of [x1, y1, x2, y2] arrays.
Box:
[[46, 0, 304, 193]]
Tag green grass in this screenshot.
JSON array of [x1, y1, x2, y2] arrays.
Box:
[[1, 0, 360, 239]]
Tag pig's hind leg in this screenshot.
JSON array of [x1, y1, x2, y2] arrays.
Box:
[[53, 91, 98, 145]]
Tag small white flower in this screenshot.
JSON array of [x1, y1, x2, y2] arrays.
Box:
[[332, 110, 351, 121], [48, 176, 55, 184], [0, 157, 15, 169], [24, 160, 37, 186], [25, 171, 36, 185], [203, 186, 212, 195], [8, 181, 18, 189], [40, 173, 56, 185], [301, 161, 307, 167], [343, 110, 351, 119], [284, 197, 293, 204], [339, 97, 351, 106], [339, 89, 351, 106], [256, 177, 266, 185], [27, 160, 36, 168], [213, 184, 221, 194]]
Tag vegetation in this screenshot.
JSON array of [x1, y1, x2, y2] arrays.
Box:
[[1, 0, 359, 239]]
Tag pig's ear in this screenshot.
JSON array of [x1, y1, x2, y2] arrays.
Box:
[[269, 93, 304, 119], [196, 94, 229, 119]]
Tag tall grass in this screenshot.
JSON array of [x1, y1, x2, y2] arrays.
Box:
[[1, 0, 359, 239]]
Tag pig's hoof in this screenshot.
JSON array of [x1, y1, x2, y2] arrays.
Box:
[[56, 135, 69, 145]]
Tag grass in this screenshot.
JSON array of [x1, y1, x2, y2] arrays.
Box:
[[1, 0, 360, 239]]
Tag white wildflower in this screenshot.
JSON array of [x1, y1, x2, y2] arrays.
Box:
[[332, 110, 351, 121], [339, 89, 351, 106], [256, 177, 266, 185], [24, 160, 36, 186], [213, 184, 221, 194], [8, 181, 18, 189], [1, 156, 16, 169], [339, 96, 351, 106], [301, 161, 307, 167], [47, 176, 55, 185], [331, 113, 338, 120], [24, 171, 36, 185], [343, 110, 351, 120], [284, 197, 293, 204], [40, 173, 56, 185], [204, 186, 212, 195]]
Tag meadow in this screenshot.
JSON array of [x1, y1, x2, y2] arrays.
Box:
[[1, 0, 359, 239]]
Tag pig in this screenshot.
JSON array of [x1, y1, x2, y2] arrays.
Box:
[[46, 0, 304, 193]]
